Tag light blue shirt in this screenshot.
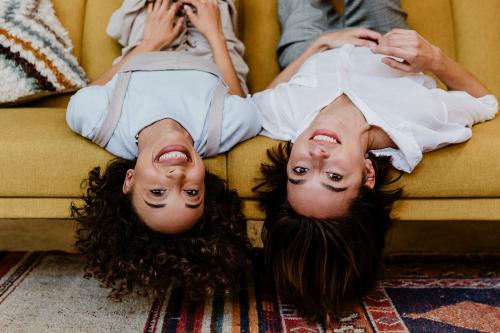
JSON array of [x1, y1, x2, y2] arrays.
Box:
[[67, 70, 261, 160]]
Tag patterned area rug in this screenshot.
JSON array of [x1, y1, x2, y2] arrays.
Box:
[[0, 251, 499, 333]]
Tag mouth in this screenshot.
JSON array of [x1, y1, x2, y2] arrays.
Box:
[[310, 130, 341, 145], [154, 145, 192, 165]]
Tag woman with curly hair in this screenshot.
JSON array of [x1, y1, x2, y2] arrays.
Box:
[[73, 159, 249, 300], [252, 0, 498, 324], [67, 0, 259, 299]]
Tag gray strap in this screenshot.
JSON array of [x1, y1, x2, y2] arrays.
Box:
[[205, 81, 227, 157], [94, 71, 132, 147], [94, 52, 227, 152]]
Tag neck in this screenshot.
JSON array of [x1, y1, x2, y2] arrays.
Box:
[[137, 119, 192, 152], [320, 95, 395, 152]]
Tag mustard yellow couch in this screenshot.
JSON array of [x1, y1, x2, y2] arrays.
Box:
[[1, 0, 499, 254]]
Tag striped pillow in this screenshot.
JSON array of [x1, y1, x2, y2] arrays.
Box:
[[0, 0, 88, 105]]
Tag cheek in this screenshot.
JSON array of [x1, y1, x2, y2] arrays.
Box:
[[192, 164, 206, 184]]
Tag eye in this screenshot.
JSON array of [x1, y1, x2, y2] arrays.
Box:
[[292, 167, 309, 175], [327, 173, 343, 182], [184, 189, 199, 197], [150, 189, 166, 197]]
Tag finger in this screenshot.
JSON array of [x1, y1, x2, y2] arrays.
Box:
[[355, 28, 381, 42], [153, 0, 161, 12], [352, 38, 378, 48], [173, 16, 184, 34], [167, 1, 182, 18], [147, 2, 153, 14], [380, 36, 417, 48], [159, 0, 169, 12], [371, 45, 413, 59], [382, 57, 413, 72], [180, 0, 201, 7], [389, 28, 412, 35], [184, 4, 198, 22]]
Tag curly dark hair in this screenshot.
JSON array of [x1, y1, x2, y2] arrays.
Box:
[[253, 142, 402, 324], [72, 158, 251, 301]]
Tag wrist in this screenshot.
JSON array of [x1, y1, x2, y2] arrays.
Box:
[[138, 40, 161, 52], [206, 29, 225, 45], [308, 37, 328, 55], [429, 45, 446, 73]]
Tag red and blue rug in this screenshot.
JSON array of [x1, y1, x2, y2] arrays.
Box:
[[0, 251, 499, 332]]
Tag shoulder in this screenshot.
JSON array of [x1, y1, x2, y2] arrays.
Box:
[[66, 79, 115, 139], [216, 95, 262, 153], [223, 94, 262, 131]]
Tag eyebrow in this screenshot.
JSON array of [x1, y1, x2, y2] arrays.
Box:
[[144, 201, 166, 209], [288, 178, 348, 193], [144, 201, 202, 209], [185, 202, 202, 209]]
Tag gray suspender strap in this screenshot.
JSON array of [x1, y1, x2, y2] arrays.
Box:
[[205, 82, 226, 157], [93, 71, 132, 147], [93, 52, 227, 157]]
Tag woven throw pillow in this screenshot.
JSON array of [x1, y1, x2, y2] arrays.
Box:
[[0, 0, 88, 105]]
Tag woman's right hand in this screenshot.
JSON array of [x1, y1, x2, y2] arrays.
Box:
[[314, 28, 381, 51], [140, 0, 185, 51]]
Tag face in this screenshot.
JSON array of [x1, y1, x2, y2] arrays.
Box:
[[287, 114, 376, 219], [123, 131, 205, 234]]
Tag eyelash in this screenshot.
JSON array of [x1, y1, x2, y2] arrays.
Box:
[[327, 173, 343, 181], [150, 189, 166, 197], [293, 167, 309, 175], [185, 189, 199, 197]]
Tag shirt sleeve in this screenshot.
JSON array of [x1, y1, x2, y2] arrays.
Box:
[[216, 95, 262, 154], [66, 79, 115, 141], [432, 89, 499, 127]]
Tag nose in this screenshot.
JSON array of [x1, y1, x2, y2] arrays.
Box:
[[165, 168, 184, 180], [310, 144, 330, 159]]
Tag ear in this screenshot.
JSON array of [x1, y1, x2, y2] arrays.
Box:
[[122, 169, 135, 194], [363, 158, 376, 189]]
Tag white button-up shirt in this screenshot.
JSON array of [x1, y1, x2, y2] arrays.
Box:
[[253, 44, 498, 172]]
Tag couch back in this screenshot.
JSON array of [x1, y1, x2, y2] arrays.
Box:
[[40, 0, 500, 108]]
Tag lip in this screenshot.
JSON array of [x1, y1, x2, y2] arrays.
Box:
[[154, 145, 192, 165], [309, 129, 341, 145]]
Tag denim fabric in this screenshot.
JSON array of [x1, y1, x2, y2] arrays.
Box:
[[277, 0, 408, 68]]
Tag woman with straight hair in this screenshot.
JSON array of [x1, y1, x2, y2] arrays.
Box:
[[253, 0, 498, 324]]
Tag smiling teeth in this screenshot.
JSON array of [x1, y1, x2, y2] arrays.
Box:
[[158, 151, 188, 161], [313, 135, 339, 143]]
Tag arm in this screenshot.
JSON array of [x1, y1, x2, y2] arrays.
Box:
[[182, 0, 244, 97], [371, 29, 490, 97], [268, 28, 381, 89], [90, 0, 184, 86]]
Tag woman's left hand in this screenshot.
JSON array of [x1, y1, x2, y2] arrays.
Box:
[[371, 29, 443, 73], [180, 0, 223, 42], [141, 0, 185, 51]]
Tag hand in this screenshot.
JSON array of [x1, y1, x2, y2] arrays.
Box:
[[314, 28, 381, 50], [141, 0, 185, 51], [180, 0, 223, 41], [371, 29, 443, 73]]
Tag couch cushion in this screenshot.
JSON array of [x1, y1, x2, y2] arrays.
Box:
[[81, 0, 122, 81], [238, 0, 281, 93], [0, 108, 226, 197], [453, 0, 500, 96]]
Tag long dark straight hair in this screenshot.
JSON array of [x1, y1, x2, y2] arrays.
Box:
[[254, 142, 402, 323]]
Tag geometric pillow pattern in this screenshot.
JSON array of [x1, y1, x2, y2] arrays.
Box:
[[0, 0, 88, 105]]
